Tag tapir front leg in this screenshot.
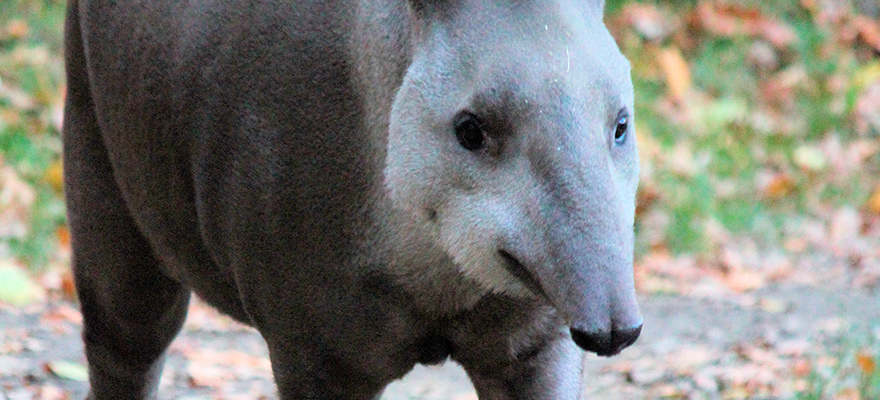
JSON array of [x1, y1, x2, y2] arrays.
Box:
[[450, 297, 584, 400]]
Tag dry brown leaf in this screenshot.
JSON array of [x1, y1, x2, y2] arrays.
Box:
[[657, 47, 691, 101], [45, 161, 64, 193], [792, 359, 812, 377], [725, 269, 766, 293], [869, 186, 880, 215], [56, 225, 71, 246], [188, 363, 232, 388], [834, 388, 862, 400], [758, 172, 795, 200], [799, 0, 817, 13], [41, 304, 83, 325], [60, 270, 77, 299], [695, 2, 796, 48], [857, 351, 877, 375], [4, 20, 29, 39], [853, 16, 880, 53], [37, 385, 69, 400]]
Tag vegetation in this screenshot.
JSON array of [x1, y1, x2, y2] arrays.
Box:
[[0, 0, 878, 398]]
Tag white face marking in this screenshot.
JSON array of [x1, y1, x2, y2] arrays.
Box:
[[384, 0, 640, 327]]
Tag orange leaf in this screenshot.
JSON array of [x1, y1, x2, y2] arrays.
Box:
[[4, 20, 29, 39], [56, 226, 70, 248], [658, 47, 691, 101], [868, 185, 880, 215], [857, 351, 876, 375], [44, 161, 64, 193], [61, 270, 77, 299], [725, 269, 766, 293], [761, 173, 795, 200], [854, 16, 880, 54], [792, 359, 812, 377], [695, 3, 795, 48]]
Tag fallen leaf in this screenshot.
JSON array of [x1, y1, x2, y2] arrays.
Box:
[[44, 160, 64, 193], [835, 387, 864, 400], [4, 20, 29, 39], [857, 351, 876, 375], [44, 360, 89, 382], [792, 359, 812, 377], [188, 364, 231, 388], [869, 186, 880, 215], [42, 304, 83, 325], [725, 269, 766, 293], [37, 385, 69, 400], [694, 2, 796, 48], [658, 47, 691, 101], [758, 171, 795, 200], [853, 16, 880, 53], [61, 270, 77, 299]]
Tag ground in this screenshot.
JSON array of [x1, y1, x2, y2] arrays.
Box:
[[2, 0, 880, 399], [2, 277, 878, 400]]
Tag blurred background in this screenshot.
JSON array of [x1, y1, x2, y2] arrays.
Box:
[[0, 0, 878, 399]]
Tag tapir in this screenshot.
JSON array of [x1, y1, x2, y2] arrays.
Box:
[[63, 0, 642, 398]]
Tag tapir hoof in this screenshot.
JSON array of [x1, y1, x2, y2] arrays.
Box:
[[570, 324, 642, 357]]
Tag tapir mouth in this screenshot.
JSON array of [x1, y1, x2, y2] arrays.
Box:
[[498, 249, 643, 356], [498, 250, 548, 300]]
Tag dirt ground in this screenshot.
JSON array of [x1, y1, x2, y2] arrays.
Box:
[[2, 278, 878, 400]]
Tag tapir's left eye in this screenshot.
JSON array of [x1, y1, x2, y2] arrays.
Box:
[[454, 112, 486, 151], [614, 109, 629, 145]]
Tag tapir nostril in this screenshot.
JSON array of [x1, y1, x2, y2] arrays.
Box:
[[570, 324, 642, 357]]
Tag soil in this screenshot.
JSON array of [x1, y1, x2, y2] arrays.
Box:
[[1, 283, 878, 400]]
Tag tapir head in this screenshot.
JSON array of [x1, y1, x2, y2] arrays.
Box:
[[385, 0, 642, 356]]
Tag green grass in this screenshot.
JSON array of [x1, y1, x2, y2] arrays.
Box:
[[797, 327, 880, 400], [0, 0, 66, 269], [607, 0, 878, 254]]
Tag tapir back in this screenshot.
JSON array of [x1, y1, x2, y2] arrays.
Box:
[[77, 0, 383, 306]]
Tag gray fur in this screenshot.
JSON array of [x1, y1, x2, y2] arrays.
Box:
[[63, 0, 641, 398]]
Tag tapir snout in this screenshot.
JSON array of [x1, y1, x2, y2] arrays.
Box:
[[571, 325, 642, 357], [500, 242, 642, 356]]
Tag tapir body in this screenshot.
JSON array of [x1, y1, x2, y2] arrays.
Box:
[[63, 0, 642, 398]]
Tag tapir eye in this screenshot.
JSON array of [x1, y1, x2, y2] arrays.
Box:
[[614, 109, 629, 145], [454, 112, 486, 151]]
